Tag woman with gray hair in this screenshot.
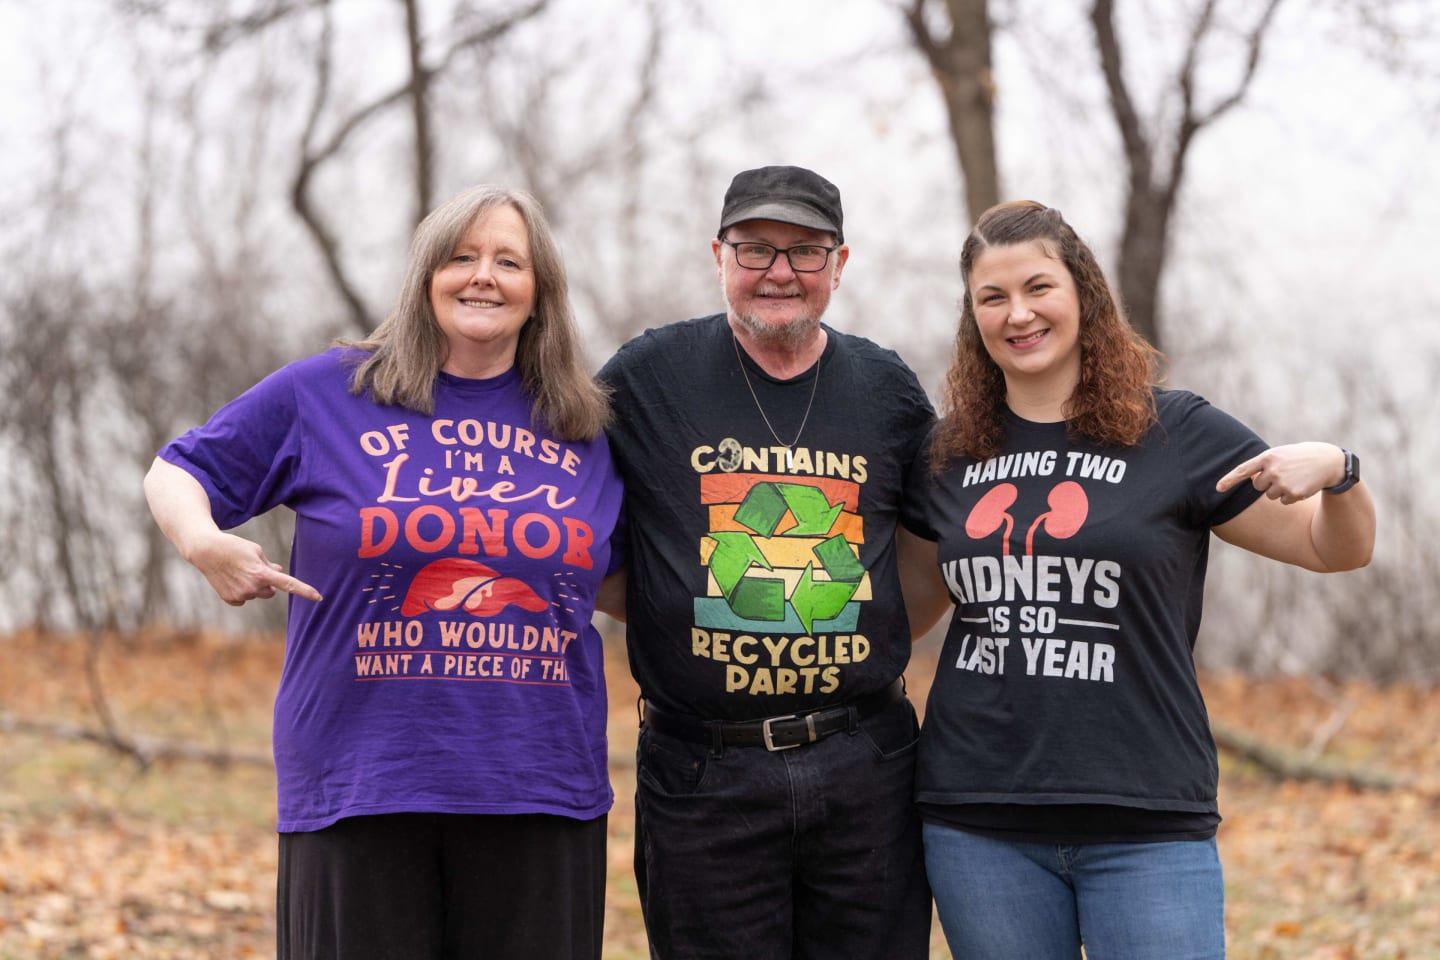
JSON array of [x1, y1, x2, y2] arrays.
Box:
[[145, 184, 625, 959]]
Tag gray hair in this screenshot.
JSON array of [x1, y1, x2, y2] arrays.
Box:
[[343, 185, 608, 440]]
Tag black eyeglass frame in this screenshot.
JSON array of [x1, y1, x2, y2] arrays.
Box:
[[718, 238, 840, 273]]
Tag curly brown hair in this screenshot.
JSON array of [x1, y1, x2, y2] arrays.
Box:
[[931, 201, 1162, 469]]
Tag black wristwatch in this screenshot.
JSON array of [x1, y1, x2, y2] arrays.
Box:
[[1323, 448, 1359, 494]]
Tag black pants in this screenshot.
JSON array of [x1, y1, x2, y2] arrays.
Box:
[[277, 812, 606, 960], [634, 697, 931, 960]]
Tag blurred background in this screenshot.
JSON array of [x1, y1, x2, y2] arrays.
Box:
[[1, 1, 1437, 957], [2, 0, 1436, 676]]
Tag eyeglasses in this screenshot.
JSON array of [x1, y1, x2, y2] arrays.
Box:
[[720, 239, 838, 272]]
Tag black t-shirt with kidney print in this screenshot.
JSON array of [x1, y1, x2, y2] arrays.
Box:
[[905, 390, 1267, 838]]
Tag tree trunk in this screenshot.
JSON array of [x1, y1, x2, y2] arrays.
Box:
[[904, 0, 1001, 224], [401, 0, 433, 224], [1115, 185, 1170, 347]]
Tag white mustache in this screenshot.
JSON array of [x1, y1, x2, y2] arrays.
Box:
[[755, 284, 802, 297]]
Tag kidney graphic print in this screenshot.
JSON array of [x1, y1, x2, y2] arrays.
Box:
[[964, 481, 1090, 557]]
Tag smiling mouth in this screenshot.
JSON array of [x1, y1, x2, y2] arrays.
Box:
[[459, 298, 503, 308], [1008, 329, 1048, 347]]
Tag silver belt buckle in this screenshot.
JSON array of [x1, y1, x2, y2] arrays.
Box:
[[762, 713, 816, 751]]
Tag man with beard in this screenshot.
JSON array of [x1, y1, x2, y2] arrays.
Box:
[[599, 166, 935, 960]]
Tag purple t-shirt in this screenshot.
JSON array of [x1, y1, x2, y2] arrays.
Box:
[[161, 348, 625, 831]]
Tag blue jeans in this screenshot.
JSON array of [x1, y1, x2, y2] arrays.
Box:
[[924, 821, 1225, 960], [633, 697, 931, 960]]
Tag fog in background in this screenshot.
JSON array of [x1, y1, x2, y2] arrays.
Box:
[[1, 0, 1436, 680]]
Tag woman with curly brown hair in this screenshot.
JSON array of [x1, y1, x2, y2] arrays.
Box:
[[901, 201, 1374, 959]]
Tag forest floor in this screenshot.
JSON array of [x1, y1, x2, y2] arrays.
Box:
[[1, 627, 1437, 960]]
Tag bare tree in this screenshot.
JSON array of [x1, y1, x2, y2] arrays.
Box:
[[1091, 0, 1285, 348], [903, 0, 1002, 224], [401, 0, 435, 222], [902, 0, 1287, 349], [290, 0, 551, 333], [0, 0, 1422, 703], [0, 7, 306, 760]]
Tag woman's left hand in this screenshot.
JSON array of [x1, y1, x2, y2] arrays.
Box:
[[1216, 442, 1345, 505]]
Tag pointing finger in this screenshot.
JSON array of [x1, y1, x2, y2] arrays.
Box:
[[1216, 456, 1262, 492], [267, 569, 323, 603]]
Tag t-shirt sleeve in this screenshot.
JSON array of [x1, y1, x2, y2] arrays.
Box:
[[596, 355, 621, 393], [605, 503, 629, 576], [1167, 390, 1270, 528], [880, 347, 937, 533], [158, 364, 307, 529], [596, 332, 649, 398], [900, 424, 939, 540], [596, 340, 641, 577]]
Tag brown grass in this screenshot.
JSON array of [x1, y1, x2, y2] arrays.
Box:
[[1, 628, 1437, 959]]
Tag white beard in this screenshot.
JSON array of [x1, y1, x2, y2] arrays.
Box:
[[726, 296, 822, 352]]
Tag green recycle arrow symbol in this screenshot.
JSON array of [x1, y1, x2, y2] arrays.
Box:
[[733, 482, 844, 537], [812, 533, 864, 581], [710, 531, 787, 621], [790, 564, 860, 634], [708, 531, 772, 600], [789, 534, 866, 633], [709, 488, 861, 628], [774, 483, 845, 536]]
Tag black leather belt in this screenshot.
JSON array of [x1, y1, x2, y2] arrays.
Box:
[[641, 679, 906, 752]]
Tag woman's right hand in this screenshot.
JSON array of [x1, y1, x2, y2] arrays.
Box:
[[186, 530, 322, 606], [144, 457, 322, 606]]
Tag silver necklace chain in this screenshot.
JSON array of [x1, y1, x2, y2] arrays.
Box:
[[732, 333, 820, 467]]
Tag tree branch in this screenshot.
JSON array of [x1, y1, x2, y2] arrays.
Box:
[[290, 0, 372, 333], [289, 0, 552, 334], [1194, 0, 1285, 128], [903, 0, 944, 62], [1213, 718, 1414, 793], [302, 0, 550, 173], [401, 0, 433, 222], [1175, 0, 1221, 127], [201, 0, 315, 54], [0, 711, 272, 769], [1165, 0, 1286, 214], [1091, 0, 1152, 190]]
